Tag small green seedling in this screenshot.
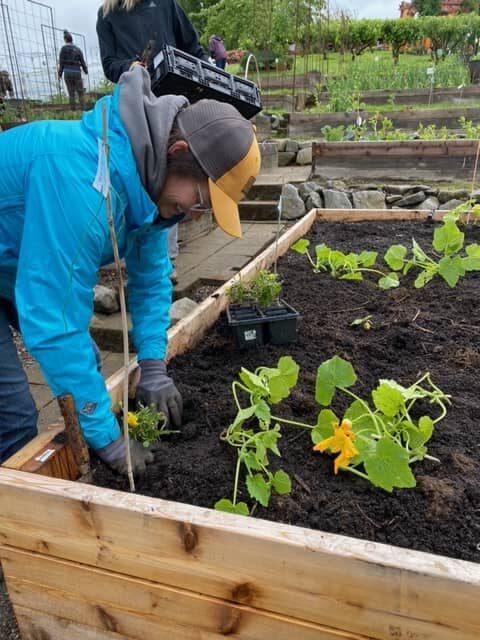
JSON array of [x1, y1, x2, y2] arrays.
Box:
[[127, 405, 176, 448], [350, 315, 373, 330], [226, 270, 282, 308], [291, 239, 399, 289]]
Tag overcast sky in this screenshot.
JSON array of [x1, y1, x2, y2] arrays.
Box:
[[47, 1, 399, 52]]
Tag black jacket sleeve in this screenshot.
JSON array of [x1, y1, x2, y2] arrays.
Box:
[[172, 0, 208, 61], [96, 8, 134, 83], [58, 45, 66, 77], [79, 49, 88, 74]]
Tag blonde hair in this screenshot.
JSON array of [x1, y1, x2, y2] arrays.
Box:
[[102, 0, 141, 16]]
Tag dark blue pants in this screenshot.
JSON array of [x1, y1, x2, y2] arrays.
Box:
[[0, 304, 38, 463], [215, 58, 227, 70]]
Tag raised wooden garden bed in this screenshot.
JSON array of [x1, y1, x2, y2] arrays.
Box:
[[1, 209, 479, 639], [313, 139, 480, 181], [289, 106, 480, 138]]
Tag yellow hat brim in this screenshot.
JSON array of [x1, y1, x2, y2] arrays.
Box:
[[208, 177, 242, 239]]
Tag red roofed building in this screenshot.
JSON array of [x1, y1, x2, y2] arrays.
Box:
[[399, 1, 464, 17]]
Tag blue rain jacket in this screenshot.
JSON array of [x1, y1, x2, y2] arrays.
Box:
[[0, 88, 173, 449]]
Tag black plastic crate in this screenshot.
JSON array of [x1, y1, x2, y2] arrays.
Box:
[[226, 305, 266, 349], [263, 301, 300, 345], [150, 45, 262, 119]]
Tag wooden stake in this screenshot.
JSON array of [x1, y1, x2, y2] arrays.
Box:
[[101, 103, 135, 493], [56, 395, 91, 482]]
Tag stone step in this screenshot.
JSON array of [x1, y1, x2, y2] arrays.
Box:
[[238, 200, 280, 221]]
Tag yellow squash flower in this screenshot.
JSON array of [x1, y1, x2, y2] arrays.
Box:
[[313, 419, 359, 474], [127, 412, 139, 428]]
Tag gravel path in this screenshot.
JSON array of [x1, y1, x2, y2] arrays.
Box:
[[0, 568, 20, 639]]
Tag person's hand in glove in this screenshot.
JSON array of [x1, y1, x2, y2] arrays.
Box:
[[135, 359, 183, 428], [95, 436, 154, 475]]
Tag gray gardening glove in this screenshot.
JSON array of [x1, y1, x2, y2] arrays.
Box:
[[95, 436, 154, 476], [135, 359, 183, 428]]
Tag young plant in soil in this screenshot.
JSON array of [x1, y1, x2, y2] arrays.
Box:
[[312, 356, 451, 492], [384, 202, 480, 288], [215, 356, 299, 515], [226, 269, 282, 308], [291, 239, 399, 289], [126, 405, 176, 448], [216, 354, 450, 514]]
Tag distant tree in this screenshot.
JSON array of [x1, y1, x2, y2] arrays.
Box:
[[413, 0, 442, 15], [460, 0, 480, 13], [382, 19, 422, 65]]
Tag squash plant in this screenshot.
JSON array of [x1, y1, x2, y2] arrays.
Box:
[[216, 355, 450, 516], [384, 201, 480, 288]]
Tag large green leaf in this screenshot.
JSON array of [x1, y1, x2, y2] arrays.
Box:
[[246, 474, 271, 507], [344, 400, 377, 436], [272, 470, 292, 495], [214, 499, 250, 516], [277, 356, 300, 388], [414, 268, 436, 288], [372, 382, 405, 417], [464, 243, 480, 272], [384, 244, 407, 271], [358, 251, 378, 267], [231, 405, 257, 430], [311, 409, 338, 443], [363, 438, 416, 492], [438, 255, 465, 288], [433, 220, 464, 256], [239, 368, 266, 394], [378, 273, 400, 289], [254, 399, 271, 426], [315, 356, 357, 406], [291, 238, 310, 255], [261, 429, 281, 456]]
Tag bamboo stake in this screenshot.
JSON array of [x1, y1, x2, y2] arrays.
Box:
[[57, 394, 91, 482], [101, 103, 135, 493], [468, 138, 480, 225]]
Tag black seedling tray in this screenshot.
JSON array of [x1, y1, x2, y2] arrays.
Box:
[[150, 45, 262, 119], [227, 301, 299, 349]]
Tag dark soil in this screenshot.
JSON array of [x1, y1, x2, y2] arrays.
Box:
[[90, 220, 480, 562]]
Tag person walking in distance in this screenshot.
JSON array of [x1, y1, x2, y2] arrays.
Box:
[[209, 35, 227, 70], [58, 31, 88, 111]]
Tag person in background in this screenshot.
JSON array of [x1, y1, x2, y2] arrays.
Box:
[[0, 64, 261, 474], [58, 31, 88, 111], [0, 70, 13, 100], [97, 0, 208, 283], [209, 35, 227, 70]]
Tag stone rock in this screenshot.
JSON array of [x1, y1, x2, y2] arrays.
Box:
[[325, 179, 347, 191], [270, 115, 282, 130], [299, 141, 313, 149], [170, 298, 198, 325], [322, 189, 352, 209], [418, 196, 440, 211], [285, 139, 299, 153], [254, 113, 271, 128], [383, 184, 416, 195], [274, 138, 289, 152], [438, 189, 470, 204], [352, 190, 385, 210], [280, 183, 306, 219], [296, 146, 313, 166], [350, 183, 381, 191], [386, 194, 403, 205], [94, 285, 119, 315], [298, 181, 318, 200], [471, 189, 480, 203], [396, 191, 426, 208], [278, 151, 296, 167], [260, 141, 278, 170], [406, 184, 432, 194], [439, 199, 466, 210], [306, 192, 323, 210]]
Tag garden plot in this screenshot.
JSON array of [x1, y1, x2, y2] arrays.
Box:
[[313, 139, 480, 182], [1, 210, 479, 640]]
